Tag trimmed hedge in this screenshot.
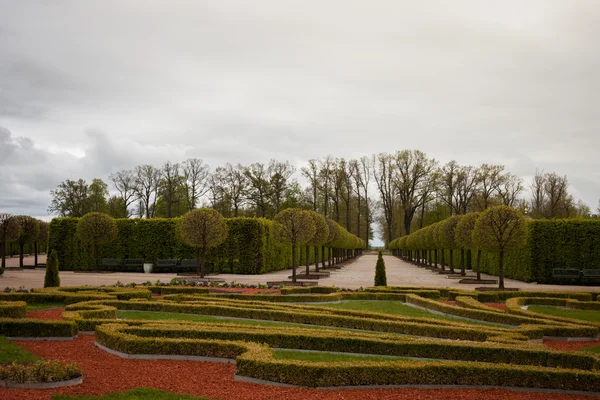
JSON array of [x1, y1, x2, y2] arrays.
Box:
[[0, 360, 81, 384], [0, 301, 27, 319], [0, 318, 77, 337], [92, 322, 600, 391], [48, 217, 362, 274], [454, 296, 505, 314]]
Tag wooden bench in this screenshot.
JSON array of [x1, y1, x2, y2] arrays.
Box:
[[581, 269, 600, 283], [552, 268, 581, 281], [123, 258, 144, 272]]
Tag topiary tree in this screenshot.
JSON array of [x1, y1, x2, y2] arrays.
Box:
[[473, 206, 527, 289], [323, 218, 339, 269], [274, 208, 316, 282], [455, 212, 483, 280], [15, 216, 40, 268], [374, 249, 387, 286], [76, 212, 118, 270], [177, 208, 228, 278], [436, 216, 461, 273], [0, 214, 21, 269], [305, 211, 329, 274], [44, 249, 60, 288], [34, 220, 49, 267]]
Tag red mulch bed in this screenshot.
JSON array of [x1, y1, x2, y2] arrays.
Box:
[[543, 339, 600, 351], [485, 303, 507, 311], [441, 301, 457, 307], [2, 335, 595, 400], [26, 308, 65, 320], [3, 306, 594, 399]]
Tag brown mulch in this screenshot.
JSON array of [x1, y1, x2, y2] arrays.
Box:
[[441, 301, 457, 307], [485, 303, 507, 311], [543, 339, 600, 351], [0, 335, 594, 400], [26, 308, 65, 320]]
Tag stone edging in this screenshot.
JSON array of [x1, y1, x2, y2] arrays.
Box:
[[233, 375, 600, 396], [94, 341, 236, 363], [0, 376, 82, 389]]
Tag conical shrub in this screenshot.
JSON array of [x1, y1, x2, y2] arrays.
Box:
[[374, 250, 387, 286], [44, 249, 60, 288]]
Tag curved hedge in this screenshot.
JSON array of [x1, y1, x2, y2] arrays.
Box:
[[0, 301, 27, 319]]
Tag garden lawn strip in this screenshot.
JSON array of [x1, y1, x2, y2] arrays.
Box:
[[528, 306, 600, 323], [0, 335, 594, 400], [0, 336, 40, 364]]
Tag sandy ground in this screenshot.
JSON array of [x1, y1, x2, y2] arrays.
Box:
[[1, 253, 598, 292]]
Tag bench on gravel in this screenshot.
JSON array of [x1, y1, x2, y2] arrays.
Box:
[[123, 258, 144, 272], [581, 269, 600, 284], [552, 268, 581, 282]]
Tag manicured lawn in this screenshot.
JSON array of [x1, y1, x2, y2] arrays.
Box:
[[26, 302, 66, 311], [0, 336, 41, 364], [580, 345, 600, 354], [314, 300, 495, 326], [528, 306, 600, 322], [273, 349, 414, 363], [52, 388, 211, 400]]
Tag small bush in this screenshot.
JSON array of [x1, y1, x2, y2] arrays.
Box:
[[44, 249, 60, 288], [374, 250, 387, 286]]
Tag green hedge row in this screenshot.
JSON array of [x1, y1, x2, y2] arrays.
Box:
[[392, 220, 600, 284], [48, 217, 363, 274], [0, 301, 27, 319], [280, 287, 339, 295], [92, 321, 600, 391], [0, 318, 77, 337], [454, 296, 505, 313], [94, 321, 599, 371]]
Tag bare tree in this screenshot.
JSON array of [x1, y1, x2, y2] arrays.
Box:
[[159, 161, 184, 218], [359, 155, 373, 249], [301, 159, 320, 212], [338, 158, 353, 232], [529, 170, 573, 218], [349, 159, 362, 239], [439, 161, 459, 216], [245, 162, 270, 217], [393, 150, 437, 235], [474, 164, 505, 211], [319, 156, 335, 218], [134, 164, 162, 218], [222, 163, 248, 217], [496, 173, 523, 207], [453, 165, 479, 214], [0, 214, 21, 268], [48, 179, 89, 217], [182, 158, 210, 211], [373, 153, 397, 246], [268, 160, 295, 215], [109, 170, 138, 218]]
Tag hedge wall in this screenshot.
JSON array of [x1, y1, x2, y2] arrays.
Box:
[[394, 219, 600, 284], [48, 217, 332, 274]]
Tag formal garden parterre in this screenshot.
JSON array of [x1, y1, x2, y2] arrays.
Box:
[[1, 284, 600, 399]]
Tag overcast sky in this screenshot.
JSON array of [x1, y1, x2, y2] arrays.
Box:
[[1, 1, 599, 238]]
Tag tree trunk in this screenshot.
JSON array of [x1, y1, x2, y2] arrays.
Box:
[[1, 242, 5, 268], [440, 249, 445, 271], [305, 245, 310, 275], [449, 249, 454, 273], [498, 250, 505, 289], [34, 242, 38, 267], [291, 245, 297, 283], [19, 243, 24, 268], [321, 246, 326, 269], [314, 246, 320, 272], [93, 244, 98, 272], [434, 249, 438, 268], [476, 249, 482, 281], [460, 249, 465, 276]]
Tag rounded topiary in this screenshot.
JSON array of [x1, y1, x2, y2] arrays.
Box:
[[274, 208, 316, 282], [76, 212, 118, 270], [177, 208, 228, 278], [374, 250, 387, 286], [44, 249, 60, 288]]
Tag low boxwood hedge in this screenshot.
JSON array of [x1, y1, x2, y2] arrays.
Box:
[[454, 296, 505, 313], [0, 301, 27, 319], [0, 318, 77, 337]]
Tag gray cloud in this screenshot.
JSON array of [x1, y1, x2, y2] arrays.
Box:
[[0, 0, 599, 222]]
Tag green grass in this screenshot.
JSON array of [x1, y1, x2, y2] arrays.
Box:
[[312, 300, 497, 326], [528, 306, 600, 322], [273, 349, 414, 363], [26, 302, 66, 311], [52, 388, 211, 400], [118, 310, 347, 331], [580, 345, 600, 354], [0, 336, 41, 364]]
